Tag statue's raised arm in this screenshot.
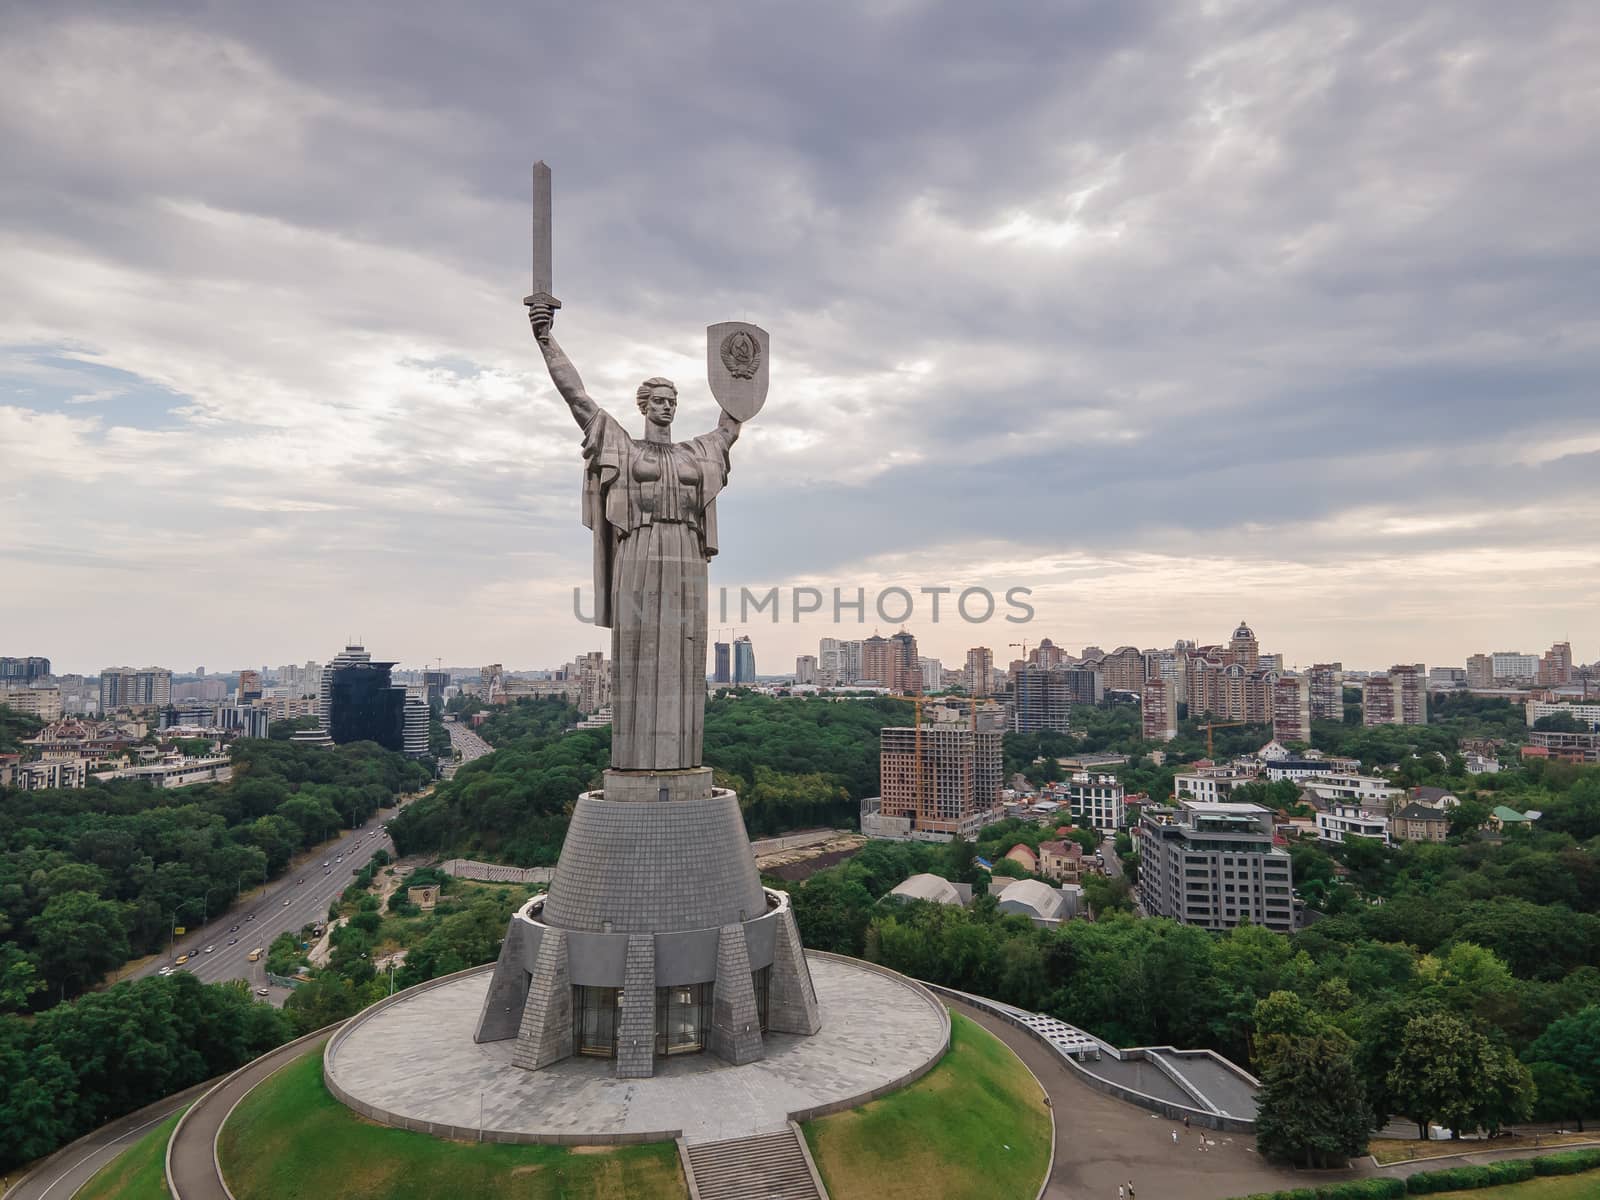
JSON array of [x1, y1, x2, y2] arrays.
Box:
[[528, 302, 597, 428]]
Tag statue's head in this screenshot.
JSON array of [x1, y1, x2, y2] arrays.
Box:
[[635, 377, 678, 428]]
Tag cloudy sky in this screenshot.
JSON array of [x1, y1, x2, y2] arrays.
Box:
[[3, 1, 1597, 677]]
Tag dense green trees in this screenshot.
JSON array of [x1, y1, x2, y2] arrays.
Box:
[[391, 694, 911, 861], [1386, 1010, 1532, 1138], [0, 738, 430, 1009], [0, 703, 43, 754], [0, 972, 292, 1171], [1255, 1033, 1372, 1167]]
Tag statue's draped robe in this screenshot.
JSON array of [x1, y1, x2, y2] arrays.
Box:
[[582, 409, 732, 770]]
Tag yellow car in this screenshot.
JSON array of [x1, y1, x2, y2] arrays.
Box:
[[175, 954, 189, 965]]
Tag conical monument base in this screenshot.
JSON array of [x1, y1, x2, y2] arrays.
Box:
[[474, 774, 820, 1078]]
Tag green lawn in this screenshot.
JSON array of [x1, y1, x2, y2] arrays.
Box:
[[218, 1051, 686, 1200], [1430, 1174, 1600, 1199], [77, 1108, 185, 1200], [802, 1011, 1051, 1200]]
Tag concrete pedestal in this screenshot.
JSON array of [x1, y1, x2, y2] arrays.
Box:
[[475, 780, 820, 1076]]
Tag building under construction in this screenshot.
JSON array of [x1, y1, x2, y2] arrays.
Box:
[[875, 702, 1005, 839]]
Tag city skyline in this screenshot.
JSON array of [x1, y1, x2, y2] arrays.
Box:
[[5, 5, 1600, 675]]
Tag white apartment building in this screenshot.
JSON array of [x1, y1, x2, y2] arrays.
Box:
[[1526, 701, 1600, 729], [1050, 772, 1126, 831], [1302, 773, 1404, 807], [1173, 766, 1259, 803], [1493, 652, 1539, 682], [1316, 804, 1390, 846]]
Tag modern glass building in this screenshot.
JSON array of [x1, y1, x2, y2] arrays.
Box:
[[732, 636, 756, 684], [327, 660, 406, 752]]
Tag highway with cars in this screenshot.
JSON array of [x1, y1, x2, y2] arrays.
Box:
[[120, 802, 415, 1003]]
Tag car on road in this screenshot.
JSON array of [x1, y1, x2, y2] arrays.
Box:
[[158, 966, 173, 976], [228, 937, 238, 945], [204, 945, 215, 953], [175, 954, 189, 965], [322, 861, 330, 867], [282, 899, 290, 906], [230, 924, 239, 932], [245, 913, 255, 921], [255, 987, 269, 996], [335, 856, 343, 863]]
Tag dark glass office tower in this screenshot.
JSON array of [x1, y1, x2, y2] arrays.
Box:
[[328, 661, 406, 751]]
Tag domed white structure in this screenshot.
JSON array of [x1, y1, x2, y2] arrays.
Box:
[[888, 873, 965, 906]]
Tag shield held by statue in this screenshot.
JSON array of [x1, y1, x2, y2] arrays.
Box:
[[706, 321, 769, 422]]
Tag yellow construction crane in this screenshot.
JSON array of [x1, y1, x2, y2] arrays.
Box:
[[1198, 720, 1246, 757]]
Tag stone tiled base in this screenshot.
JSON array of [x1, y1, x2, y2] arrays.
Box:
[[326, 953, 949, 1144]]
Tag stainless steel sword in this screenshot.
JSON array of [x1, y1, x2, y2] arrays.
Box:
[[524, 161, 560, 341]]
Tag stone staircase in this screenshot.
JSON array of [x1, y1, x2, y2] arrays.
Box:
[[683, 1125, 827, 1199]]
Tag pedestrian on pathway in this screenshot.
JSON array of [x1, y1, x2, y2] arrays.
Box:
[[1118, 1186, 1125, 1200], [1184, 1116, 1190, 1130], [1129, 1182, 1136, 1200], [1171, 1130, 1179, 1144]]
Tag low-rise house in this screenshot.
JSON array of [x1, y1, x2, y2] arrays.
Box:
[[1302, 773, 1405, 809], [1487, 805, 1539, 831], [1392, 802, 1449, 843], [1037, 839, 1084, 883], [1410, 786, 1459, 809], [1003, 843, 1039, 874]]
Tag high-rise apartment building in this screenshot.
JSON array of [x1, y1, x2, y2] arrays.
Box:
[[1466, 654, 1494, 689], [403, 687, 430, 758], [861, 631, 919, 693], [1143, 648, 1187, 704], [1099, 646, 1146, 693], [878, 704, 1004, 837], [1540, 642, 1574, 686], [1136, 801, 1294, 933], [1229, 620, 1260, 670], [965, 647, 994, 697], [1031, 638, 1066, 669], [1363, 665, 1427, 727], [1141, 677, 1176, 742], [1013, 665, 1085, 733], [1308, 663, 1343, 722], [237, 669, 263, 703], [99, 667, 173, 712], [0, 657, 51, 684], [795, 655, 817, 685], [1392, 663, 1427, 725], [1361, 674, 1395, 726], [1272, 673, 1311, 744], [732, 636, 757, 684], [918, 657, 942, 693], [577, 651, 610, 714], [713, 641, 731, 684], [422, 670, 450, 707]]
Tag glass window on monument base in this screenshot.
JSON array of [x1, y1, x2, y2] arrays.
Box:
[[575, 986, 621, 1057], [654, 983, 712, 1056], [752, 965, 771, 1034]]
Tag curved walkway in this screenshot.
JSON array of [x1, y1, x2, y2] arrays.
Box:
[[166, 1028, 333, 1200], [947, 996, 1299, 1200]]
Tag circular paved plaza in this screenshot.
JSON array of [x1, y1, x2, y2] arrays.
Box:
[[325, 953, 948, 1144]]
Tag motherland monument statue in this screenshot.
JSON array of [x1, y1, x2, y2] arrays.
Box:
[[473, 164, 821, 1078]]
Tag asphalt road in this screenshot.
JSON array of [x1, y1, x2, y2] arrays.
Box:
[[165, 1029, 332, 1200], [440, 720, 491, 778], [119, 799, 418, 1004], [0, 1080, 211, 1200]]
